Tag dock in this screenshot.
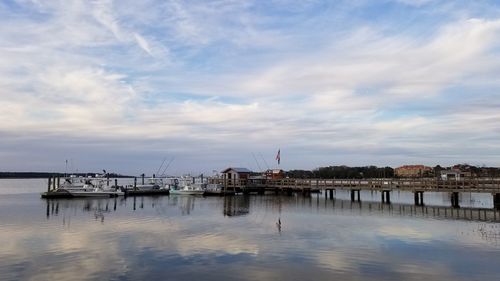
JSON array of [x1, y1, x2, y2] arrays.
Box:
[[209, 177, 500, 208], [124, 189, 170, 196]]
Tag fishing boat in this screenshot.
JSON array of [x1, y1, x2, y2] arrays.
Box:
[[42, 187, 123, 198], [204, 183, 235, 196], [169, 185, 205, 195], [167, 176, 205, 195], [42, 176, 124, 198], [124, 177, 167, 191], [58, 175, 87, 190]]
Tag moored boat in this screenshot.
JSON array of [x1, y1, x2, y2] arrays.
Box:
[[204, 183, 235, 196], [168, 177, 206, 195], [41, 176, 124, 198], [124, 177, 167, 191], [169, 185, 205, 195]]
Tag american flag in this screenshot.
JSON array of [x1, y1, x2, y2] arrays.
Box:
[[276, 149, 280, 165]]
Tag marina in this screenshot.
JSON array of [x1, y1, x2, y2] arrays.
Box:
[[2, 178, 500, 281], [40, 173, 500, 210], [3, 0, 500, 280]]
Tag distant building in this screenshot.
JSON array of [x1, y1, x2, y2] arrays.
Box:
[[440, 169, 471, 180], [221, 167, 252, 185], [395, 165, 432, 178], [265, 169, 285, 180]]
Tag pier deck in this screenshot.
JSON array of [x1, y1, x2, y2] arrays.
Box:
[[211, 178, 500, 193]]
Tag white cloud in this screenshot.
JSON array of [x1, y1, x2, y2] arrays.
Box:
[[133, 33, 154, 57], [1, 1, 500, 173]]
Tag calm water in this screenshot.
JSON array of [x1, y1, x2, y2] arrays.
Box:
[[1, 179, 500, 281]]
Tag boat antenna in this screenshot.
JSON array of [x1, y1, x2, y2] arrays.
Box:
[[161, 157, 175, 176], [260, 153, 270, 170], [251, 153, 263, 172], [156, 157, 167, 176]]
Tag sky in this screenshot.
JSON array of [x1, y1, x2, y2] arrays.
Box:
[[1, 0, 500, 175]]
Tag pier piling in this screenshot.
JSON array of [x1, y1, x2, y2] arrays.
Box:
[[414, 191, 424, 206], [381, 190, 391, 204], [350, 190, 361, 202], [451, 192, 460, 208], [494, 194, 500, 210]]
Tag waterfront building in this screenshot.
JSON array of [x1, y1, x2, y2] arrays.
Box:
[[265, 169, 285, 180], [395, 165, 433, 178], [221, 167, 252, 185], [440, 169, 472, 180]]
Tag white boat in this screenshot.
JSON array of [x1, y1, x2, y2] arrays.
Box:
[[64, 189, 124, 197], [56, 177, 123, 197], [168, 177, 205, 195], [204, 183, 235, 195], [59, 175, 87, 190], [125, 177, 167, 191], [169, 185, 205, 195]]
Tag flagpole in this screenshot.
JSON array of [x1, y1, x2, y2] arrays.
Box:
[[276, 149, 280, 169]]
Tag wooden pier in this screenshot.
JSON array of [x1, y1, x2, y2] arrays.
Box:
[[209, 177, 500, 208]]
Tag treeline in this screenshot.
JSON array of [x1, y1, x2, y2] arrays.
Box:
[[0, 172, 130, 179], [286, 166, 394, 179], [434, 164, 500, 178], [286, 164, 500, 179]]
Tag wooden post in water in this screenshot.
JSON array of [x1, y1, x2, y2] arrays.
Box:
[[451, 192, 460, 208], [47, 176, 52, 192], [494, 193, 500, 210], [134, 177, 137, 191], [52, 176, 57, 190], [56, 176, 60, 190], [142, 174, 145, 185], [413, 191, 424, 206], [114, 179, 118, 188]]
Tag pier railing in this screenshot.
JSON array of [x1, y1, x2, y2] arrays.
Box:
[[207, 177, 500, 193]]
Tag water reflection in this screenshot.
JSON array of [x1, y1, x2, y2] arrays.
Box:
[[43, 194, 500, 224], [223, 196, 250, 217], [2, 182, 500, 281]]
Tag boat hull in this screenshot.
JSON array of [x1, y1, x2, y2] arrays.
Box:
[[41, 189, 123, 198], [69, 191, 123, 197], [204, 190, 236, 196], [169, 190, 205, 195]]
